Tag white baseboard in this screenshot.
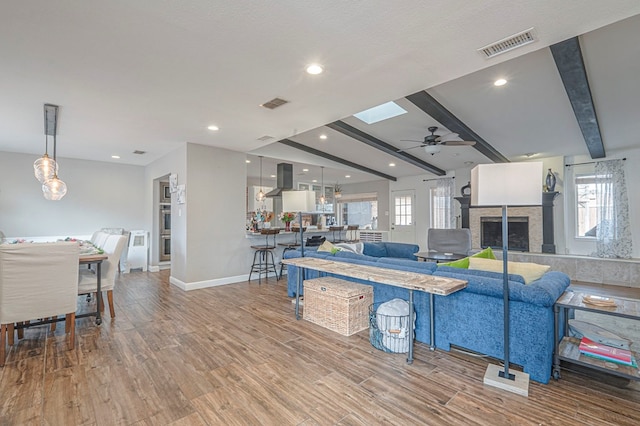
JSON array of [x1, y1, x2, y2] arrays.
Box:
[[169, 272, 279, 291]]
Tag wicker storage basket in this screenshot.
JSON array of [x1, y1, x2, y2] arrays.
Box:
[[303, 277, 373, 336]]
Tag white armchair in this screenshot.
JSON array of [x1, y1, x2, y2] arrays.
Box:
[[0, 241, 79, 366], [78, 234, 127, 318]]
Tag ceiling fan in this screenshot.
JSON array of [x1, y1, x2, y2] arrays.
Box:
[[397, 126, 476, 155]]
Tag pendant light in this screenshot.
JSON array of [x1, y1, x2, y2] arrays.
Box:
[[255, 156, 265, 202], [41, 104, 67, 200], [33, 106, 58, 183], [319, 166, 326, 207]]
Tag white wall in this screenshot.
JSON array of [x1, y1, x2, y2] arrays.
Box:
[[0, 151, 145, 238]]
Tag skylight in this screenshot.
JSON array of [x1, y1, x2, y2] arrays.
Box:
[[353, 101, 407, 124]]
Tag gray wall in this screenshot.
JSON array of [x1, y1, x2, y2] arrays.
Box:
[[183, 143, 247, 283], [0, 151, 145, 237]]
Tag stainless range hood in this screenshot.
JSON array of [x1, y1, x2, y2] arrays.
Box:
[[265, 163, 293, 197]]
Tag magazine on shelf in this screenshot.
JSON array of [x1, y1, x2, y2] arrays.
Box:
[[579, 337, 636, 367]]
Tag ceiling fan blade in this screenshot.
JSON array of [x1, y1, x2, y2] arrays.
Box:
[[435, 132, 459, 141], [439, 140, 476, 146], [399, 139, 424, 143], [396, 144, 426, 153]]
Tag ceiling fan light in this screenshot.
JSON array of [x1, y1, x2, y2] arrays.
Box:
[[424, 145, 441, 155], [34, 154, 58, 183], [42, 175, 67, 200]]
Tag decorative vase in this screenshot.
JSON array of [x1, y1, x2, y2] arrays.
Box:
[[545, 169, 556, 192], [285, 221, 291, 232], [460, 181, 471, 197]]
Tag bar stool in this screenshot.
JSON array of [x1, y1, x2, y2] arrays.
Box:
[[346, 225, 359, 243], [278, 226, 305, 277], [329, 226, 345, 243], [249, 229, 280, 284]]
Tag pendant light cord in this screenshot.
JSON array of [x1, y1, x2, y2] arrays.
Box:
[[44, 108, 49, 155]]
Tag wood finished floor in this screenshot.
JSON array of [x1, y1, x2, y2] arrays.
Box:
[[1, 270, 640, 425]]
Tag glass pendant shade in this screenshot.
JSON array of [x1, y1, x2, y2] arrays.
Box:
[[34, 154, 58, 183], [42, 174, 67, 201]]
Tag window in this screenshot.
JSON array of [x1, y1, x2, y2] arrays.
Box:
[[429, 178, 455, 229], [394, 196, 412, 225], [337, 193, 378, 229], [575, 173, 611, 238], [430, 188, 452, 228]]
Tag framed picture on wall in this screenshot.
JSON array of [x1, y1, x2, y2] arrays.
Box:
[[169, 173, 178, 193], [176, 184, 186, 204]]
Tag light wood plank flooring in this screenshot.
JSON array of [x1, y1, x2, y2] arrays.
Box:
[[1, 270, 639, 425]]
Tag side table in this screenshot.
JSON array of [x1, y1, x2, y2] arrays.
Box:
[[553, 291, 640, 381]]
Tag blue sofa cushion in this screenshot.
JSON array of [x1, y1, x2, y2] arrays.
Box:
[[384, 242, 420, 259], [363, 242, 388, 257]]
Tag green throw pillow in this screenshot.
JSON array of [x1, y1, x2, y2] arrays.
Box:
[[439, 247, 496, 269]]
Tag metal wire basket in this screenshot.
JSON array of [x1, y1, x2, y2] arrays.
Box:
[[369, 301, 413, 354]]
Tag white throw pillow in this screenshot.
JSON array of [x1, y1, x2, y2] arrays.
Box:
[[335, 242, 364, 255]]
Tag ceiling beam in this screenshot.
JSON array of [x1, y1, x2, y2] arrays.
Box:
[[326, 120, 446, 176], [405, 91, 509, 163], [278, 139, 397, 181], [550, 37, 605, 159]]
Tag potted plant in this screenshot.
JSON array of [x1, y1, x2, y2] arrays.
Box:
[[333, 182, 342, 199]]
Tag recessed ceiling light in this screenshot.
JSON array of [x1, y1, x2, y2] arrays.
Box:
[[345, 175, 351, 178], [246, 159, 251, 163], [494, 78, 507, 87], [303, 168, 309, 172], [389, 163, 396, 167], [207, 125, 219, 131], [306, 64, 324, 75], [524, 152, 538, 158], [319, 134, 327, 140], [312, 179, 317, 183], [111, 155, 120, 159]]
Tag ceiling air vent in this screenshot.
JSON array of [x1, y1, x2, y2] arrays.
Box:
[[133, 150, 146, 155], [478, 28, 537, 59], [260, 97, 289, 109], [257, 135, 274, 142]]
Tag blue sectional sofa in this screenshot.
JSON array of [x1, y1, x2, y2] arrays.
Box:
[[284, 242, 570, 384]]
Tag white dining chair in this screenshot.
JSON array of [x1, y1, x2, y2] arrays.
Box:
[[91, 231, 109, 249], [78, 234, 127, 318], [0, 241, 79, 366]]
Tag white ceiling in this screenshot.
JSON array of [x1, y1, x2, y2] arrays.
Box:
[[2, 1, 640, 182]]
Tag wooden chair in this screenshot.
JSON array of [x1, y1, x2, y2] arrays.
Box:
[[0, 242, 79, 366], [78, 234, 127, 318]]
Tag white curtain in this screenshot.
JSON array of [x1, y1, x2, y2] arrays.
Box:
[[594, 159, 632, 258], [432, 178, 455, 229]]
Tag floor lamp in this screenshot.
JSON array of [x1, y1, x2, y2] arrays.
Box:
[[282, 190, 316, 320], [282, 190, 316, 257], [471, 162, 542, 397]]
